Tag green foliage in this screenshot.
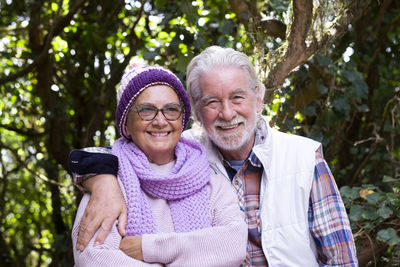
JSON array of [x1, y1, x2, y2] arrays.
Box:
[[1, 0, 399, 266], [378, 228, 400, 247], [340, 177, 400, 264]]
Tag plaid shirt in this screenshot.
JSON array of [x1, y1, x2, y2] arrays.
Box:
[[309, 150, 357, 265], [223, 129, 267, 266], [221, 121, 357, 266]]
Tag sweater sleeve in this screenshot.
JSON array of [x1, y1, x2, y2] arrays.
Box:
[[72, 193, 163, 267], [141, 174, 247, 267]]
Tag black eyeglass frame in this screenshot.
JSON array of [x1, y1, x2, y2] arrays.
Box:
[[129, 103, 183, 121]]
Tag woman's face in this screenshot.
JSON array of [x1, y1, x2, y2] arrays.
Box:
[[125, 84, 183, 164]]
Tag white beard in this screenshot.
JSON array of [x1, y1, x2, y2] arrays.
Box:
[[206, 114, 257, 152]]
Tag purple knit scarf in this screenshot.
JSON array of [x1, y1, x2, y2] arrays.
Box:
[[112, 137, 211, 236]]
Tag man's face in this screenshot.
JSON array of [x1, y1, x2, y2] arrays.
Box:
[[196, 66, 263, 159]]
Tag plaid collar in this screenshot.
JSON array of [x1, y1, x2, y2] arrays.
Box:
[[248, 116, 267, 167]]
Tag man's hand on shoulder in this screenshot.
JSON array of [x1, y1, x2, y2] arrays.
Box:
[[77, 174, 127, 251]]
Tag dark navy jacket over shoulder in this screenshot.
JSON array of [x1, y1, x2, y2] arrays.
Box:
[[68, 149, 118, 176]]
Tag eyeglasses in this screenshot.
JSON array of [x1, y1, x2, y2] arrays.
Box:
[[129, 103, 183, 121]]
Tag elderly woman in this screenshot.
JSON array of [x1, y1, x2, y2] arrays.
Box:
[[70, 64, 247, 266]]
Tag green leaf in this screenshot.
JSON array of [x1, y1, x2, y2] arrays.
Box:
[[353, 79, 368, 99], [217, 36, 228, 47], [220, 19, 235, 35], [383, 175, 399, 183], [366, 192, 384, 205], [194, 36, 208, 49], [340, 186, 360, 200], [315, 54, 331, 66], [269, 0, 289, 12], [142, 51, 159, 60], [356, 104, 369, 112], [333, 96, 351, 115], [362, 206, 379, 220], [10, 95, 18, 104], [341, 69, 368, 99], [349, 205, 363, 221], [377, 228, 400, 246], [176, 54, 192, 74], [304, 105, 316, 116], [342, 69, 358, 83], [170, 35, 181, 50], [179, 0, 197, 24], [317, 79, 328, 94], [385, 193, 400, 207], [51, 2, 59, 12], [377, 205, 393, 219], [154, 0, 167, 9]]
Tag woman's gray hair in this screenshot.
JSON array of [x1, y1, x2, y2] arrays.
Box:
[[186, 46, 265, 120]]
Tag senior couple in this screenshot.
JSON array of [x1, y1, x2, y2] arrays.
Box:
[[70, 46, 358, 266]]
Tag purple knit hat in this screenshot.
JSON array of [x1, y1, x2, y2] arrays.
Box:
[[116, 64, 191, 140]]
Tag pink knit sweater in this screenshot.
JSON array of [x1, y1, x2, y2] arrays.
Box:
[[72, 161, 247, 267]]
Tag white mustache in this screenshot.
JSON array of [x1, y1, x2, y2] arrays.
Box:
[[214, 116, 246, 128]]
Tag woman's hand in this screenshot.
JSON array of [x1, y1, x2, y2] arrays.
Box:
[[76, 174, 127, 251], [120, 235, 144, 260]]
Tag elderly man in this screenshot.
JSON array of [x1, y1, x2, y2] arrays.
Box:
[[70, 46, 358, 266]]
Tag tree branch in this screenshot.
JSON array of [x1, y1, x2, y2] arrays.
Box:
[[263, 0, 370, 99], [0, 123, 43, 137], [264, 0, 313, 95]]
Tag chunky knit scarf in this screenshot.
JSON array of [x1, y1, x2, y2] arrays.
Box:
[[112, 137, 211, 236]]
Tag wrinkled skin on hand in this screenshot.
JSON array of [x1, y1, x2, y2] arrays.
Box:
[[76, 174, 128, 251], [120, 236, 143, 260]]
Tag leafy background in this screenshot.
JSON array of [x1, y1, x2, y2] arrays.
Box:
[[0, 0, 399, 266]]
